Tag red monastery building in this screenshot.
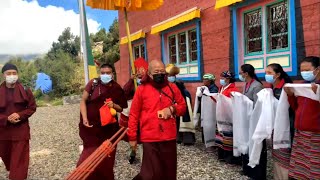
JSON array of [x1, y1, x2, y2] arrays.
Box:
[[115, 0, 320, 95]]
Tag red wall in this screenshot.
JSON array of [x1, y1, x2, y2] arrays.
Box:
[[296, 0, 320, 58], [117, 0, 231, 96], [116, 0, 320, 97]]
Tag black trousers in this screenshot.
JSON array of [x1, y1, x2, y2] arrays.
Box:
[[242, 140, 267, 180]]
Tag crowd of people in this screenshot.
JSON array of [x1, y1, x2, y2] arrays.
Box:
[[0, 55, 319, 180]]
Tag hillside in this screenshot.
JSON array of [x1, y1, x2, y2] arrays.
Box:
[[0, 54, 42, 64]]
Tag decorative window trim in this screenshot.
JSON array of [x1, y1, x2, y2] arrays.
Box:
[[243, 7, 264, 57], [161, 19, 202, 81], [128, 39, 148, 76], [232, 0, 297, 78], [132, 39, 148, 60]]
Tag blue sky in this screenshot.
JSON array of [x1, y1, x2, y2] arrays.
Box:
[[0, 0, 118, 54], [27, 0, 118, 30]]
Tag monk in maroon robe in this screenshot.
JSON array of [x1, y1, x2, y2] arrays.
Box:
[[0, 63, 37, 180], [78, 63, 127, 180]]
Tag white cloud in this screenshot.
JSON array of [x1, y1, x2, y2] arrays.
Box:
[[0, 0, 100, 54]]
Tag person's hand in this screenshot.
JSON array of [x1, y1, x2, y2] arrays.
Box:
[[311, 83, 318, 94], [83, 119, 93, 128], [284, 87, 294, 96], [129, 141, 137, 149], [130, 74, 137, 80], [8, 113, 20, 121], [161, 107, 173, 119], [8, 118, 20, 124], [105, 100, 114, 108]]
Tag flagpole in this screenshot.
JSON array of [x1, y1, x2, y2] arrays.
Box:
[[78, 0, 89, 84]]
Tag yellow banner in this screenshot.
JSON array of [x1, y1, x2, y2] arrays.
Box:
[[120, 30, 145, 44], [150, 7, 201, 34], [215, 0, 243, 9]]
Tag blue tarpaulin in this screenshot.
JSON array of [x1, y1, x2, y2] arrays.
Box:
[[35, 72, 52, 94]]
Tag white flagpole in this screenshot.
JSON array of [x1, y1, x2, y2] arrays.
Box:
[[78, 0, 89, 84]]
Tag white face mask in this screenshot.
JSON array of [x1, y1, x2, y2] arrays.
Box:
[[5, 75, 18, 84]]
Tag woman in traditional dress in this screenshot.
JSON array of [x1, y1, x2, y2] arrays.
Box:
[[265, 63, 294, 180], [166, 64, 195, 145], [285, 56, 320, 180], [215, 70, 240, 164], [239, 64, 266, 180]]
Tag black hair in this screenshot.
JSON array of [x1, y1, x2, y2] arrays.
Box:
[[100, 63, 114, 72], [267, 63, 293, 83], [176, 80, 186, 90], [229, 77, 236, 83], [301, 56, 320, 68], [241, 64, 263, 84]]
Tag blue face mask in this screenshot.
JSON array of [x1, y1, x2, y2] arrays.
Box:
[[265, 74, 275, 84], [301, 71, 316, 82], [137, 78, 142, 85], [239, 75, 246, 82], [168, 76, 176, 83], [100, 74, 112, 84], [220, 79, 226, 86]]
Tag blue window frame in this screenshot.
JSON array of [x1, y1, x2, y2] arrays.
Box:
[[161, 19, 202, 81], [232, 0, 297, 78], [132, 39, 147, 60], [128, 39, 148, 76]]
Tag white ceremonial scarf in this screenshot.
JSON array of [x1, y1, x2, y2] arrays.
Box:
[[249, 89, 278, 167], [193, 86, 203, 127], [216, 94, 233, 132], [231, 92, 253, 157], [273, 83, 320, 149], [193, 86, 218, 148], [179, 97, 196, 133], [248, 84, 320, 167]]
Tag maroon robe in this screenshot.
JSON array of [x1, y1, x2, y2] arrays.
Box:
[[77, 80, 127, 180], [133, 140, 177, 180], [0, 82, 37, 180]]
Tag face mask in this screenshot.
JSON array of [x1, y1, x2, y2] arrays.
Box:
[[220, 79, 226, 86], [168, 76, 176, 83], [301, 71, 316, 82], [265, 74, 275, 84], [152, 73, 166, 84], [100, 74, 112, 84], [239, 75, 246, 82], [137, 78, 142, 85], [5, 75, 18, 84]]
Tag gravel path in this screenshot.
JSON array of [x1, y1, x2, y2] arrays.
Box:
[[0, 104, 272, 180]]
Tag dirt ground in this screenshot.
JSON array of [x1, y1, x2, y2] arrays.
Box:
[[0, 104, 272, 180]]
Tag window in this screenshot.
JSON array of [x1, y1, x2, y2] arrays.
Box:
[[168, 29, 197, 65], [168, 35, 177, 64], [133, 43, 145, 59], [232, 0, 297, 77], [267, 2, 288, 51], [189, 29, 198, 62], [163, 23, 201, 81], [244, 9, 262, 54]]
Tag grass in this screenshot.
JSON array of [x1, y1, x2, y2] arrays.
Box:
[[36, 96, 63, 107]]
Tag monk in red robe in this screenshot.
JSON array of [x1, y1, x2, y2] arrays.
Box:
[[0, 63, 37, 180], [128, 60, 186, 180], [78, 63, 127, 180]]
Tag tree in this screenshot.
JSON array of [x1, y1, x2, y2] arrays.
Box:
[[93, 28, 107, 42], [92, 19, 120, 65], [34, 50, 83, 97], [47, 27, 80, 61]]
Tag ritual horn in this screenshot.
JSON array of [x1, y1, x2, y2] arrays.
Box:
[[65, 127, 128, 179]]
